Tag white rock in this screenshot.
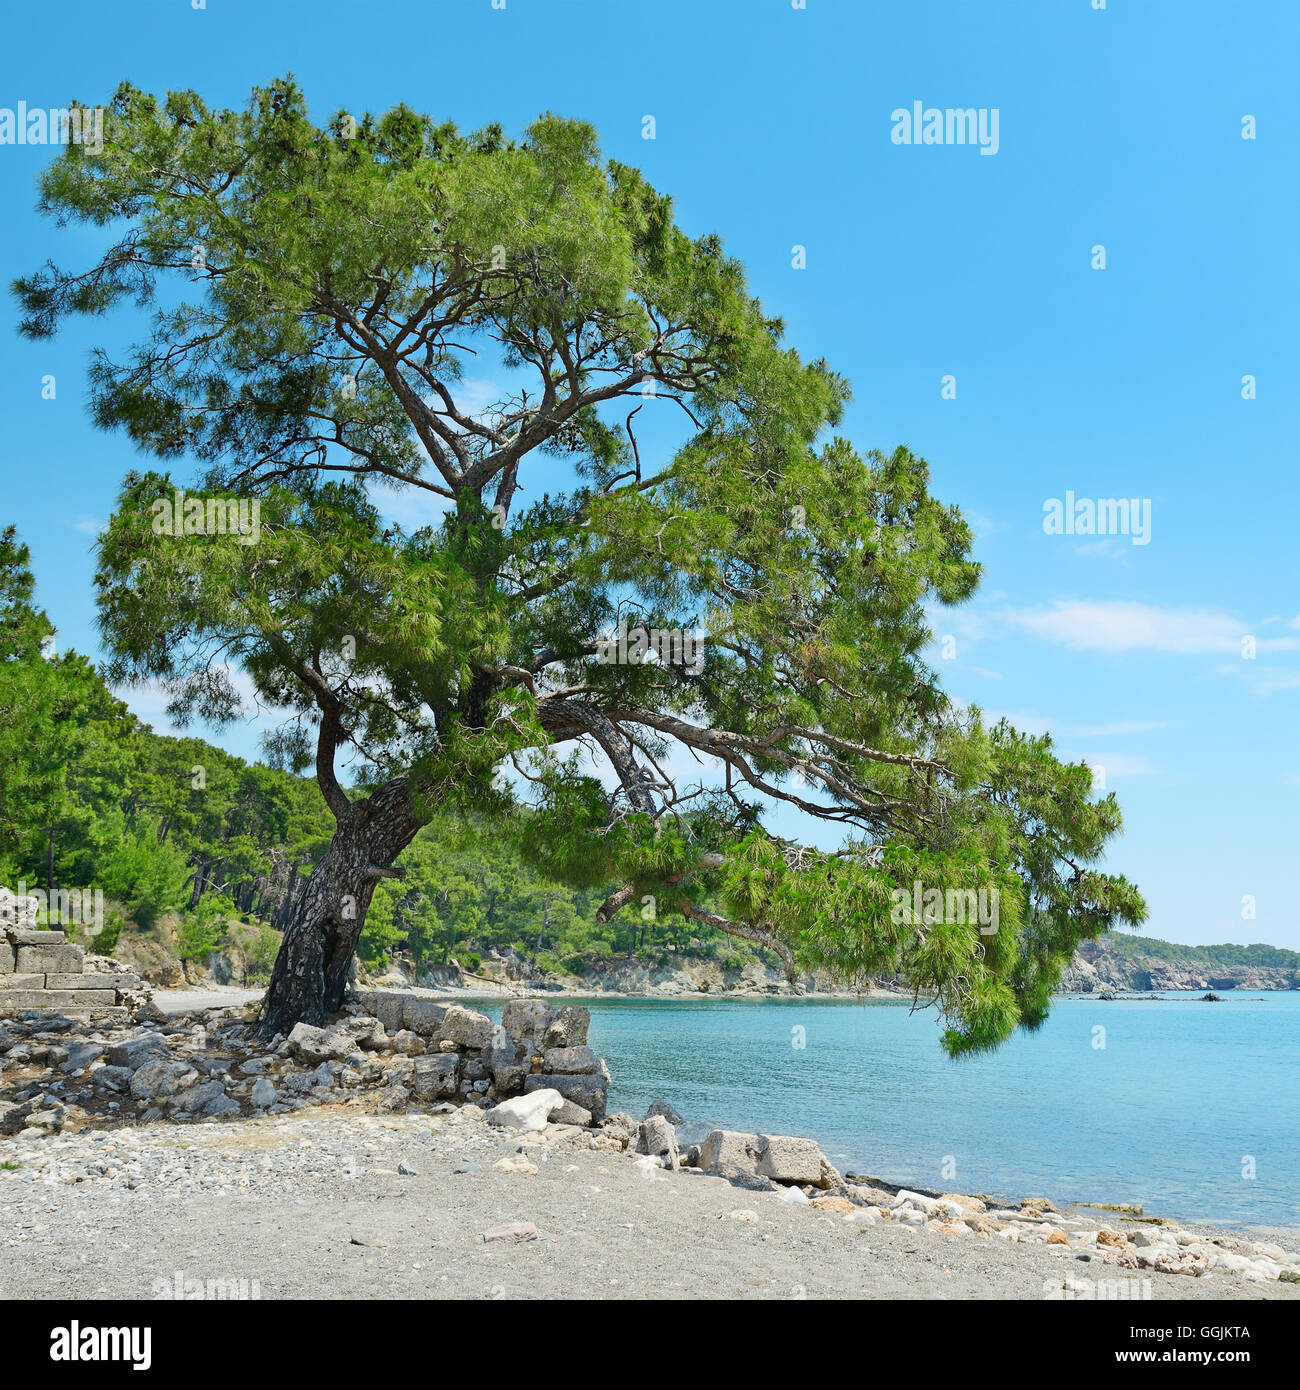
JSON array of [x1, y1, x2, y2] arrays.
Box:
[[776, 1184, 809, 1205], [1214, 1251, 1255, 1275], [925, 1218, 971, 1236], [892, 1189, 939, 1214], [492, 1153, 539, 1175], [485, 1088, 564, 1133]]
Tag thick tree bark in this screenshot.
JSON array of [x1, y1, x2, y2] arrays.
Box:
[[257, 778, 422, 1039]]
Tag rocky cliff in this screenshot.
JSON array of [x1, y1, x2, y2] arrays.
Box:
[[1058, 936, 1299, 993]]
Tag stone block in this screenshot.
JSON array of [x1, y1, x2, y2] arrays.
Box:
[[699, 1129, 763, 1175], [46, 973, 131, 990], [755, 1134, 825, 1186], [434, 1004, 492, 1050], [502, 998, 551, 1042], [348, 990, 405, 1033], [541, 1006, 590, 1048], [9, 930, 65, 946], [541, 1045, 600, 1074], [402, 997, 450, 1035], [411, 1053, 459, 1100], [0, 944, 13, 973], [0, 974, 46, 989], [78, 972, 140, 990], [15, 943, 84, 974], [0, 989, 115, 1010]]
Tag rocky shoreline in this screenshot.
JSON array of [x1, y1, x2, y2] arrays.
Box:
[[1, 985, 1297, 1299]]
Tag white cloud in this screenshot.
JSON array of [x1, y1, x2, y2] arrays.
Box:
[[1001, 601, 1300, 656], [1213, 664, 1300, 697]]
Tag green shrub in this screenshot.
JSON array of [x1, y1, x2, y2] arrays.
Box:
[[90, 910, 124, 956], [560, 953, 587, 976], [238, 922, 281, 984], [176, 894, 234, 962]]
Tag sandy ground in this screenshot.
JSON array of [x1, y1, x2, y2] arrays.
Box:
[[1, 1105, 1296, 1302]]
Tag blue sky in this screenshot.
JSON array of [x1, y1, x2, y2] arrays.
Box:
[[0, 0, 1296, 948]]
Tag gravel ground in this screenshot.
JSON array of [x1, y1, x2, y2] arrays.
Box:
[[2, 1106, 1296, 1301], [152, 986, 264, 1015]]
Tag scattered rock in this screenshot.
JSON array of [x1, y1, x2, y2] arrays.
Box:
[[638, 1114, 680, 1170], [809, 1195, 856, 1215], [493, 1154, 539, 1175], [129, 1059, 199, 1102], [250, 1078, 277, 1109], [645, 1098, 684, 1126], [483, 1222, 538, 1244], [523, 1070, 608, 1122], [548, 1099, 593, 1127], [105, 1034, 169, 1070], [487, 1089, 564, 1133]]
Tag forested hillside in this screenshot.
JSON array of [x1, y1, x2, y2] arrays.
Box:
[[0, 527, 756, 983]]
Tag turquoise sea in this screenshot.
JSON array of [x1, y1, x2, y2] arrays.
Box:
[[481, 991, 1300, 1229]]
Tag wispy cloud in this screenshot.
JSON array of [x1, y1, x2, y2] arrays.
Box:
[[1000, 601, 1300, 656]]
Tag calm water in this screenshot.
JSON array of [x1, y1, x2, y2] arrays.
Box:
[[480, 991, 1300, 1228]]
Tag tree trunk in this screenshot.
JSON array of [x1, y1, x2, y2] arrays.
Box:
[[258, 779, 421, 1039], [274, 863, 301, 930], [189, 861, 207, 911]]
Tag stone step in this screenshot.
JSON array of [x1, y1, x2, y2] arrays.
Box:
[[15, 944, 84, 974], [5, 930, 67, 946], [0, 988, 117, 1011], [45, 972, 136, 990], [0, 974, 46, 989]]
